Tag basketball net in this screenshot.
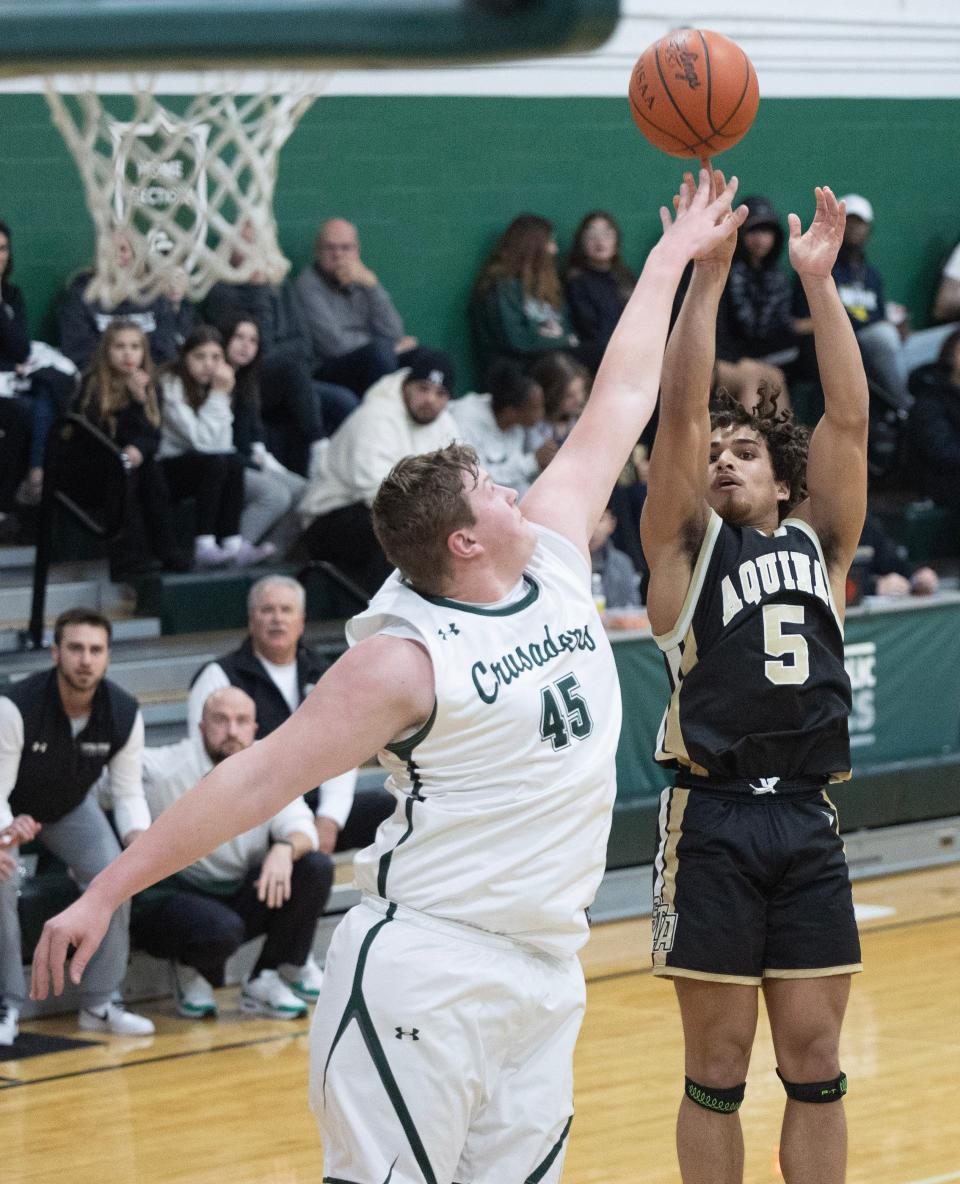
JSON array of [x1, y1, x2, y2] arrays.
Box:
[[45, 73, 329, 307]]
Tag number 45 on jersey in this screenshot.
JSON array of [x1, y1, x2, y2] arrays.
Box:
[[540, 674, 594, 750]]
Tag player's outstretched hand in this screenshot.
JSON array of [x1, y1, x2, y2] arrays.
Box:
[[30, 895, 112, 1000], [672, 167, 740, 269], [788, 186, 845, 279], [659, 167, 747, 263]]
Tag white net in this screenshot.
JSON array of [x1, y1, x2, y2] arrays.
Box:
[[45, 73, 328, 307]]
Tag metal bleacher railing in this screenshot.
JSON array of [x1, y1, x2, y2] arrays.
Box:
[[24, 413, 127, 651]]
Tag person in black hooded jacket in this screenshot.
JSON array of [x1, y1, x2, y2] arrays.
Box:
[[714, 195, 802, 412], [906, 327, 960, 508]]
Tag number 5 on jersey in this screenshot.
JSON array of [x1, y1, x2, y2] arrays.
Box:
[[540, 673, 594, 750], [763, 603, 810, 685]]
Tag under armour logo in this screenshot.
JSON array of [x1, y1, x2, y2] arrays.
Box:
[[750, 777, 780, 795], [31, 741, 48, 753], [438, 623, 460, 640], [395, 1027, 420, 1041]]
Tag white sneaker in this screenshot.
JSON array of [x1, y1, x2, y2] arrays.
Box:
[[78, 1002, 156, 1036], [171, 962, 218, 1020], [193, 540, 231, 569], [0, 1002, 19, 1046], [278, 954, 324, 1002], [240, 969, 308, 1019]]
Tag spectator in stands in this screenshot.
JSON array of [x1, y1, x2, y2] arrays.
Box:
[[0, 815, 41, 884], [59, 230, 180, 371], [449, 359, 553, 498], [203, 223, 357, 475], [134, 686, 329, 1020], [221, 315, 307, 554], [298, 348, 459, 593], [589, 505, 642, 610], [1, 218, 78, 513], [794, 195, 952, 408], [295, 218, 419, 397], [933, 241, 960, 326], [187, 574, 391, 855], [564, 211, 636, 373], [609, 442, 651, 581], [76, 321, 190, 581], [158, 326, 275, 568], [855, 513, 939, 597], [903, 240, 960, 371], [714, 195, 800, 412], [0, 608, 154, 1044], [164, 266, 199, 348], [471, 214, 581, 377], [906, 328, 960, 508], [528, 351, 590, 447], [0, 814, 42, 1036]]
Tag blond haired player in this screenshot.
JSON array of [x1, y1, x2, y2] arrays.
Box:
[[32, 172, 746, 1183]]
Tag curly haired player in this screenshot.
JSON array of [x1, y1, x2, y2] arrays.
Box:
[[641, 177, 868, 1184]]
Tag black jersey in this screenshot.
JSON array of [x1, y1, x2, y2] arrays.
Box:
[[653, 510, 852, 788]]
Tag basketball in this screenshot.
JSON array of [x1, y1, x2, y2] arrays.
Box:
[[628, 28, 759, 159]]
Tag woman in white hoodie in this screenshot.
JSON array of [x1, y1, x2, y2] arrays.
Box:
[[158, 326, 274, 568]]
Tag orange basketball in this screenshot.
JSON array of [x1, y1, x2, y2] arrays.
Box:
[[628, 28, 759, 159]]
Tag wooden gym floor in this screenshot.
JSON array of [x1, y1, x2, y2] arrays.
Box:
[[3, 864, 959, 1184]]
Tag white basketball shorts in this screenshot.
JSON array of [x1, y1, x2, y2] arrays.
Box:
[[309, 897, 585, 1184]]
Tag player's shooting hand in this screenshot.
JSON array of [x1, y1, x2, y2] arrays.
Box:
[[257, 843, 294, 909], [681, 167, 739, 269], [30, 895, 112, 999], [788, 186, 845, 280]]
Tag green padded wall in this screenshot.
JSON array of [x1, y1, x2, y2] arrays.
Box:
[[1, 94, 956, 389]]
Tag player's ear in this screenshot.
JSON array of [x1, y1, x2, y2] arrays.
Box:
[[447, 526, 481, 561], [775, 479, 790, 503]]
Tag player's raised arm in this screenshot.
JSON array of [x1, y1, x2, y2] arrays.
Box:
[[641, 170, 741, 632], [788, 188, 869, 582], [520, 169, 745, 559], [31, 636, 435, 998]]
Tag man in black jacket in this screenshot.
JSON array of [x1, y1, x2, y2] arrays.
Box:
[[188, 575, 393, 856], [0, 608, 154, 1045]]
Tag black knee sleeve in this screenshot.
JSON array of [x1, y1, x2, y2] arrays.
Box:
[[684, 1076, 746, 1114], [776, 1067, 847, 1103]]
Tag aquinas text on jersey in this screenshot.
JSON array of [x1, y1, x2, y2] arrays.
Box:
[[721, 549, 830, 628], [472, 622, 597, 704]]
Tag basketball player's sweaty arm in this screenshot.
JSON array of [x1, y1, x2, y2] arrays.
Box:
[[784, 188, 869, 606], [641, 169, 739, 636], [521, 168, 746, 564], [31, 635, 435, 998]]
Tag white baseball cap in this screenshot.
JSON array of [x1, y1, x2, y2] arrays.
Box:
[[840, 194, 874, 224]]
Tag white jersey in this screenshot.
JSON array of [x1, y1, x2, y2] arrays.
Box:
[[346, 524, 622, 957]]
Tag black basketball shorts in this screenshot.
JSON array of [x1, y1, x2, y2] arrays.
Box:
[[650, 786, 862, 985]]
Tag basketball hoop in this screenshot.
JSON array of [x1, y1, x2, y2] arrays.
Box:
[[45, 72, 330, 307]]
